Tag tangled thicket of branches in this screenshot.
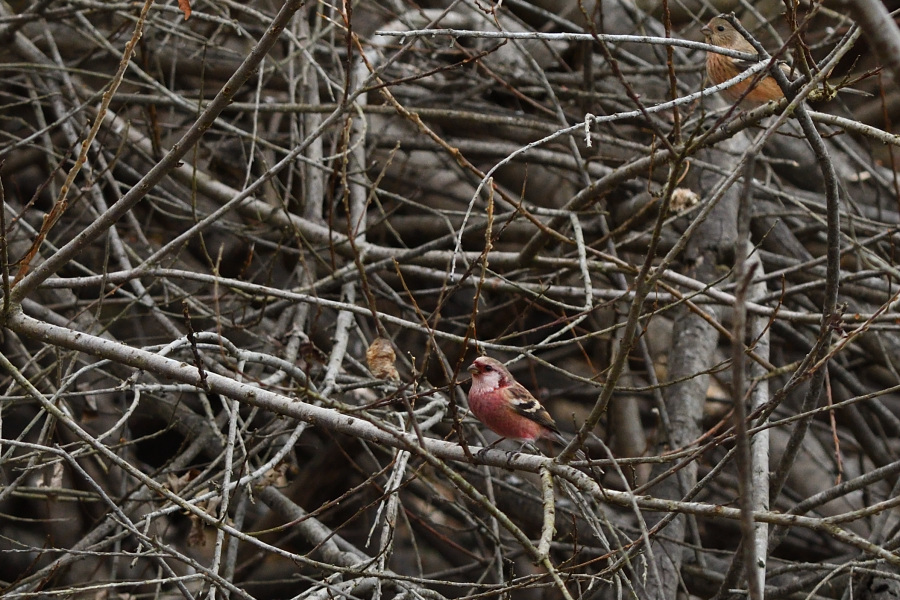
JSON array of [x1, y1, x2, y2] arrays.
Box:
[[4, 0, 900, 598]]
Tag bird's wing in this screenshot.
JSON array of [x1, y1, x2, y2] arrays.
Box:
[[732, 56, 760, 72], [733, 56, 795, 79], [506, 383, 561, 434]]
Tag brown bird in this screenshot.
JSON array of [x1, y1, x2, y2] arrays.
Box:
[[702, 15, 792, 108]]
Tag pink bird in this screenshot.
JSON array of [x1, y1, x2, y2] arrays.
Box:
[[467, 356, 565, 446]]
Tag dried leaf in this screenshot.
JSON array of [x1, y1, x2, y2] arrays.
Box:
[[163, 469, 198, 494], [255, 462, 290, 490], [187, 513, 206, 547], [178, 0, 191, 20], [669, 187, 699, 214], [366, 337, 400, 380]]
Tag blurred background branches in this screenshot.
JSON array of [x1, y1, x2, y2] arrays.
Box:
[[2, 0, 900, 598]]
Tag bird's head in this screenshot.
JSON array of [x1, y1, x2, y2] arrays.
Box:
[[702, 16, 738, 46], [467, 356, 509, 390]]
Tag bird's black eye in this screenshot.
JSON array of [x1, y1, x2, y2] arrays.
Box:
[[483, 365, 493, 372], [716, 24, 725, 32]]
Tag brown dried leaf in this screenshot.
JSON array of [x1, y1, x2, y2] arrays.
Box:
[[187, 514, 206, 547], [366, 337, 400, 380], [163, 469, 198, 494], [255, 462, 290, 490], [669, 187, 699, 214]]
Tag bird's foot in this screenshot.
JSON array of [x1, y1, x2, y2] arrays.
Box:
[[476, 437, 506, 460], [519, 442, 541, 455]]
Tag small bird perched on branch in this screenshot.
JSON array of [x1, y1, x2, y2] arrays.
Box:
[[467, 356, 567, 447], [702, 14, 871, 108], [702, 15, 793, 108]]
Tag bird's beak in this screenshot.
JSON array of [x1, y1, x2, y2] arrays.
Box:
[[700, 25, 711, 37], [467, 364, 478, 374]]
